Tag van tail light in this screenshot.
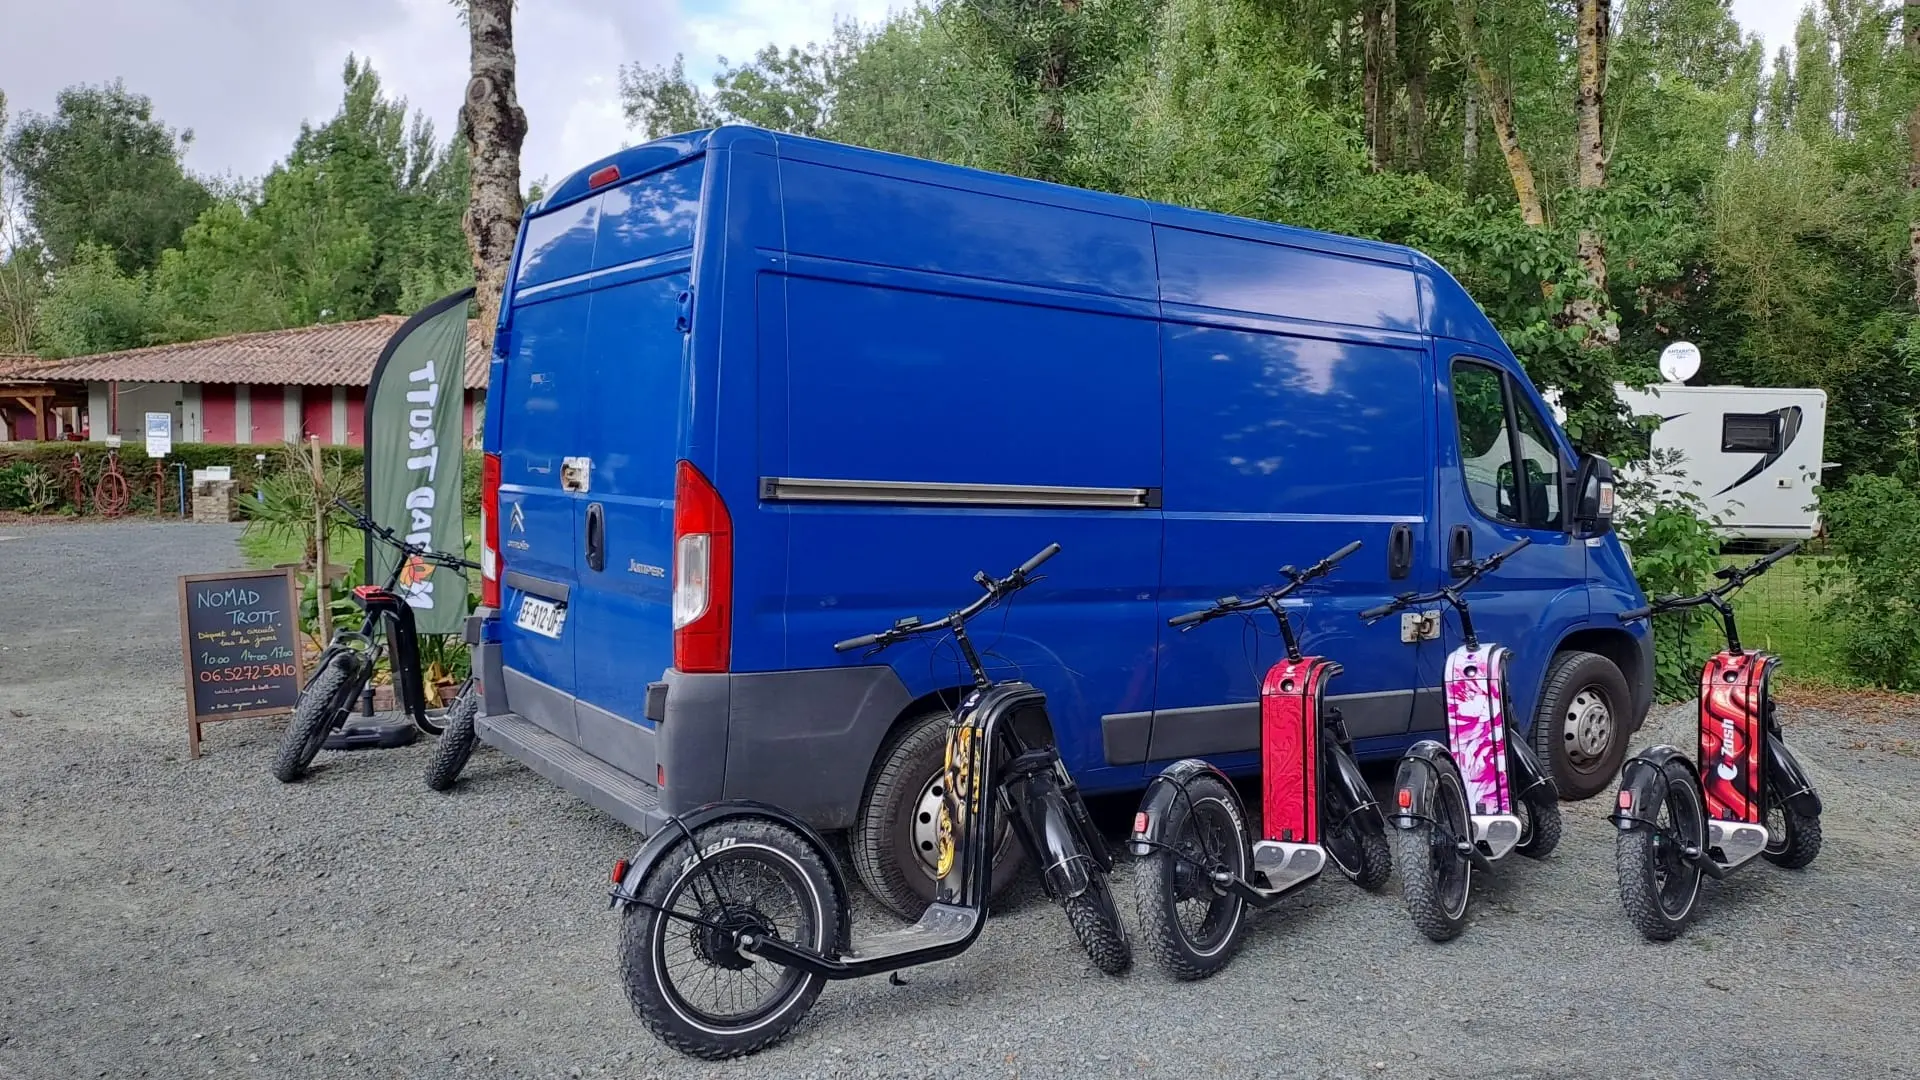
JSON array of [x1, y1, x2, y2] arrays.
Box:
[[480, 452, 502, 609], [672, 460, 732, 673]]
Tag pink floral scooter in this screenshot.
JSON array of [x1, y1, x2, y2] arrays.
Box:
[[1359, 537, 1563, 942]]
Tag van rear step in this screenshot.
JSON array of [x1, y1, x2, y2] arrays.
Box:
[[475, 712, 663, 834]]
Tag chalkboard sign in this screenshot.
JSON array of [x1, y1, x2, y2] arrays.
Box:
[[177, 567, 306, 758]]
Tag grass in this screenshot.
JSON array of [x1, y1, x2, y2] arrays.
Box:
[[1718, 552, 1853, 687]]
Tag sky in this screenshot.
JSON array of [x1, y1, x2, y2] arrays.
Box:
[[0, 0, 1816, 191]]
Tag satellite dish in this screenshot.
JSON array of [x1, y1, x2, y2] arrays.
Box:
[[1659, 341, 1701, 383]]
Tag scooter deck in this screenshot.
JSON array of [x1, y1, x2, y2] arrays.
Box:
[[1470, 813, 1523, 861], [1708, 818, 1770, 870], [842, 903, 979, 963], [1251, 839, 1326, 894]]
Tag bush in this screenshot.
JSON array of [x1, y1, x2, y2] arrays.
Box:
[[1816, 472, 1920, 690], [1614, 448, 1724, 701], [0, 441, 481, 519]]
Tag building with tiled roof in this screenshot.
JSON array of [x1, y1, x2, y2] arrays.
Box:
[[0, 316, 488, 446]]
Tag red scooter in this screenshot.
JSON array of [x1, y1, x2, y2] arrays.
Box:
[[1610, 542, 1823, 940], [1127, 540, 1392, 979]]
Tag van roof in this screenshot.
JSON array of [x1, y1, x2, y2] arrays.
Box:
[[532, 125, 1511, 356]]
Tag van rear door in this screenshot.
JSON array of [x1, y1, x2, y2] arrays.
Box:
[[493, 159, 706, 759]]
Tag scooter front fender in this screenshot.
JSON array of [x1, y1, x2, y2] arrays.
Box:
[[1766, 737, 1823, 818], [1611, 745, 1694, 832], [1128, 758, 1246, 858], [1505, 728, 1558, 804], [1013, 768, 1094, 899], [1390, 740, 1458, 831], [608, 800, 852, 947], [1326, 746, 1383, 828]]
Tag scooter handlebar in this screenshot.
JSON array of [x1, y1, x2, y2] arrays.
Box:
[[1015, 542, 1061, 579]]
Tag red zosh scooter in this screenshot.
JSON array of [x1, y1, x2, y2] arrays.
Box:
[[1127, 540, 1393, 979]]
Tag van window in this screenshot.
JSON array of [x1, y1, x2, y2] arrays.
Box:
[[1452, 363, 1521, 525], [1451, 359, 1563, 529], [1513, 398, 1562, 525]]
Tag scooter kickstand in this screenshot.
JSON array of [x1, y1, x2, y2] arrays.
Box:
[[889, 971, 908, 987]]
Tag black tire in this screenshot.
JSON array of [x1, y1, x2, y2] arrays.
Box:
[[1763, 787, 1822, 869], [1062, 872, 1132, 976], [1394, 769, 1473, 942], [619, 818, 844, 1061], [1321, 769, 1393, 891], [271, 652, 362, 784], [1514, 780, 1563, 859], [850, 706, 1023, 921], [1133, 767, 1248, 979], [1530, 650, 1633, 801], [1616, 760, 1706, 941], [423, 681, 480, 792]]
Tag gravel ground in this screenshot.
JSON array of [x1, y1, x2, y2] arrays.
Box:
[[3, 520, 1919, 1080]]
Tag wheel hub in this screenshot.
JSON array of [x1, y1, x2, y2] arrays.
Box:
[[912, 773, 948, 875], [1563, 687, 1613, 765], [692, 909, 769, 972]]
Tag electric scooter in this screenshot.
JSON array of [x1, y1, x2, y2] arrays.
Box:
[[271, 500, 479, 783], [1360, 537, 1563, 942], [1610, 541, 1823, 940], [607, 544, 1132, 1060], [1127, 540, 1392, 979]]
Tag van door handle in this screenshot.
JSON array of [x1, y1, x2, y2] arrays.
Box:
[[1388, 523, 1413, 580], [1449, 525, 1473, 577], [585, 503, 605, 572]]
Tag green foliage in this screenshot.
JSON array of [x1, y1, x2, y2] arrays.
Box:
[[1615, 449, 1725, 700], [236, 442, 360, 568], [1, 80, 211, 273], [0, 460, 57, 513], [1815, 472, 1920, 689], [15, 59, 472, 358]]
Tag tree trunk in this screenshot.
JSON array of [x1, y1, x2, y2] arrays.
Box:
[[460, 0, 527, 350], [1568, 0, 1617, 344], [1471, 55, 1546, 226], [1401, 0, 1427, 173], [1462, 81, 1479, 185], [1908, 0, 1920, 308], [1363, 2, 1384, 170]]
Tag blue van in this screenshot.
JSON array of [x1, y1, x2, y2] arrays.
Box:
[[468, 124, 1652, 917]]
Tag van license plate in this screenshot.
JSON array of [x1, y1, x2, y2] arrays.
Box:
[[516, 595, 566, 639]]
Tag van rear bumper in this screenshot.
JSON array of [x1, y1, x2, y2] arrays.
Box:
[[472, 637, 914, 837]]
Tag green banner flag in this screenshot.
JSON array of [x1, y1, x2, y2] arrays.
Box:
[[365, 287, 474, 635]]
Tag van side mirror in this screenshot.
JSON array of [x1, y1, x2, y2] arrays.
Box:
[[1571, 453, 1615, 535]]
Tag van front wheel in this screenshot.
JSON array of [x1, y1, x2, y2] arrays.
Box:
[[851, 706, 1024, 921], [1530, 650, 1632, 801]]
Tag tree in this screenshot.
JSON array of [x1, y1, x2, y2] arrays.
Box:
[[1566, 0, 1618, 347], [1907, 0, 1919, 307], [33, 243, 158, 357], [0, 91, 46, 354], [1453, 0, 1546, 225], [456, 0, 527, 345], [1, 81, 209, 273]]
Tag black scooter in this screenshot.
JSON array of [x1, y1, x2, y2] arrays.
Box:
[[607, 544, 1131, 1060]]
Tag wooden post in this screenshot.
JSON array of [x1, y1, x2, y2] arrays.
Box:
[[310, 436, 332, 646]]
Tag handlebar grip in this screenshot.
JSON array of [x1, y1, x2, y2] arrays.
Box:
[[1359, 602, 1396, 621], [1017, 543, 1061, 578], [1167, 609, 1210, 628], [1495, 536, 1532, 562], [1324, 539, 1363, 566], [1754, 540, 1802, 571], [833, 633, 882, 653], [1618, 606, 1652, 623]]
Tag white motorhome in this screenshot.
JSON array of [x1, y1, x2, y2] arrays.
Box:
[[1613, 383, 1829, 541]]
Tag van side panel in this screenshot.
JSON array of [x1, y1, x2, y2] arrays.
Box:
[[760, 149, 1164, 796], [1147, 224, 1435, 760]]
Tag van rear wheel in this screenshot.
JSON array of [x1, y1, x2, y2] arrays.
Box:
[[851, 706, 1024, 921], [1530, 650, 1631, 801]]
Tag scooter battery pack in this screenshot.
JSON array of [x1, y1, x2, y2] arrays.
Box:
[[1699, 651, 1769, 824]]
